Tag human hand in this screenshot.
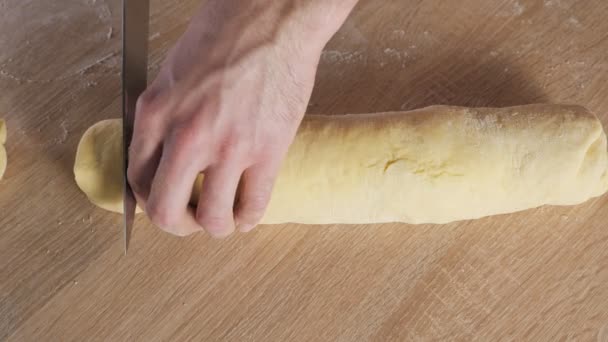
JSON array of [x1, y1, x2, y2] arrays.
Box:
[[128, 0, 356, 237]]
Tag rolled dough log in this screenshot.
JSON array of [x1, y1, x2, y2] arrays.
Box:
[[74, 104, 608, 224], [0, 119, 6, 179]]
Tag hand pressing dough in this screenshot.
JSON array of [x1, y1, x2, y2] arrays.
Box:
[[74, 104, 608, 225], [0, 119, 6, 179]]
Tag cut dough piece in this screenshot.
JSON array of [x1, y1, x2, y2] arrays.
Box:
[[74, 104, 608, 224], [74, 119, 142, 213], [0, 119, 6, 179]]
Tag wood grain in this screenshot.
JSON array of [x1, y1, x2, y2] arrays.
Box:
[[1, 0, 608, 340]]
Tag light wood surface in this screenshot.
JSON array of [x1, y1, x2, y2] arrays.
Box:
[[2, 0, 608, 340]]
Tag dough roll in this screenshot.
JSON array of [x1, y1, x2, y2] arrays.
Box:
[[74, 104, 608, 225]]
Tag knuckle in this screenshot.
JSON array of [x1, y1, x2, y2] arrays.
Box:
[[135, 90, 158, 114], [133, 101, 163, 134], [218, 133, 248, 159], [132, 117, 154, 136], [167, 123, 200, 149]]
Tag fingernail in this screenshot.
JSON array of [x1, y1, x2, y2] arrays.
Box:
[[237, 223, 255, 233]]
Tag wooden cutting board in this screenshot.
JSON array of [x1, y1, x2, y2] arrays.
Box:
[[1, 0, 607, 340]]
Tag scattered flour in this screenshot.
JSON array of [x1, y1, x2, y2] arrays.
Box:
[[321, 50, 367, 65], [0, 0, 117, 82], [149, 32, 161, 40], [567, 17, 582, 29], [54, 121, 69, 144], [496, 1, 525, 17], [383, 48, 408, 60], [544, 0, 562, 8], [391, 29, 406, 39]]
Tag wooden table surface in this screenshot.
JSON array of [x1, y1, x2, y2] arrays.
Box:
[[2, 0, 608, 340]]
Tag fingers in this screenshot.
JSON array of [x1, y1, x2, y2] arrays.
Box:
[[128, 87, 202, 237], [128, 81, 286, 239], [195, 162, 243, 238], [146, 131, 205, 236], [127, 141, 161, 201], [234, 159, 281, 233], [128, 89, 169, 201]]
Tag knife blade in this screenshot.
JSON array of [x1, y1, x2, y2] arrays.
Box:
[[122, 0, 149, 255]]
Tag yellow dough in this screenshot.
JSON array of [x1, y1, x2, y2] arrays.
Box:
[[0, 119, 6, 179], [74, 104, 608, 224]]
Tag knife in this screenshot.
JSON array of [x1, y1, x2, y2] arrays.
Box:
[[122, 0, 149, 254]]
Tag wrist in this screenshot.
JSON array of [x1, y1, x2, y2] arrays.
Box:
[[170, 0, 358, 78], [281, 0, 359, 53]]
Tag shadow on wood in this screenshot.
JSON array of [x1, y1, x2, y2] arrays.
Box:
[[309, 45, 548, 115]]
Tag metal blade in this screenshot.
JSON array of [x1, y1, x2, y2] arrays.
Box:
[[122, 0, 149, 254]]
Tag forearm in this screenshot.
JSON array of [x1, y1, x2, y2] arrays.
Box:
[[175, 0, 359, 66]]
